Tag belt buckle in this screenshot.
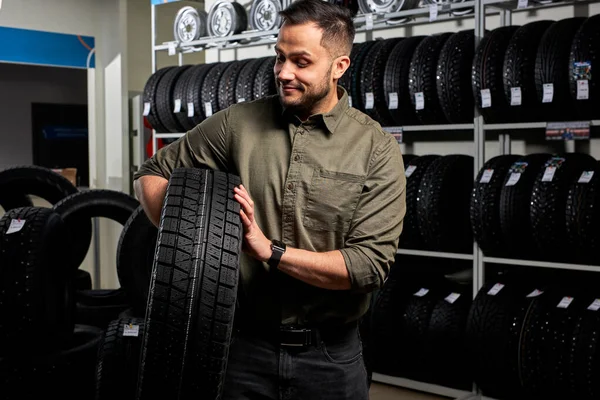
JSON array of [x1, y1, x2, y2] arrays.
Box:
[[279, 326, 311, 347]]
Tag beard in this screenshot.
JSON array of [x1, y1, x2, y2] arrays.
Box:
[[276, 64, 333, 117]]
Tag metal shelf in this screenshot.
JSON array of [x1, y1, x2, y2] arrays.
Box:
[[155, 132, 185, 139], [397, 248, 474, 260], [483, 256, 600, 272], [484, 120, 600, 130], [383, 124, 475, 132], [372, 373, 474, 399], [484, 0, 599, 11]]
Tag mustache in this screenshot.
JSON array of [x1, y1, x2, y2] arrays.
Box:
[[277, 81, 304, 90]]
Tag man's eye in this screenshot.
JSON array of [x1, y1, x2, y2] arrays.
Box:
[[297, 63, 308, 68]]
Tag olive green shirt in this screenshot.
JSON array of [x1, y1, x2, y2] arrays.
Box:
[[134, 87, 406, 326]]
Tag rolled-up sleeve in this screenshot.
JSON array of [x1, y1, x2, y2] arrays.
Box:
[[133, 108, 231, 181], [339, 135, 406, 293]]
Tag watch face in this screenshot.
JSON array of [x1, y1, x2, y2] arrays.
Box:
[[271, 240, 286, 252]]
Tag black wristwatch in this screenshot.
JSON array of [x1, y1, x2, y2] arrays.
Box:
[[268, 239, 286, 269]]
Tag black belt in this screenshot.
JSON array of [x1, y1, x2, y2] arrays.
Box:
[[235, 321, 358, 348]]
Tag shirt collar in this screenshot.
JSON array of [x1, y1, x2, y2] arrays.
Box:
[[279, 86, 349, 134]]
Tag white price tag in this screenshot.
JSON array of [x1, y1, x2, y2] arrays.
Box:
[[405, 165, 417, 178], [480, 89, 492, 108], [365, 92, 374, 110], [143, 102, 151, 116], [123, 323, 140, 337], [577, 80, 589, 100], [429, 4, 438, 21], [237, 97, 245, 103], [511, 87, 522, 106], [542, 166, 556, 182], [7, 219, 26, 234], [517, 0, 528, 8], [588, 299, 600, 311], [174, 99, 182, 113], [348, 96, 353, 107], [487, 283, 505, 296], [388, 92, 398, 110], [414, 288, 429, 297], [557, 296, 574, 309], [187, 102, 194, 117], [204, 102, 213, 117], [365, 13, 373, 30], [415, 92, 425, 110], [526, 289, 544, 298], [505, 172, 521, 186], [445, 292, 461, 304], [578, 171, 595, 183], [168, 42, 176, 56], [480, 169, 494, 183], [542, 83, 554, 103]]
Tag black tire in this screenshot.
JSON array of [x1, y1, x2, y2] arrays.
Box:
[[117, 205, 159, 317], [235, 57, 268, 103], [0, 207, 74, 354], [75, 289, 132, 330], [535, 17, 586, 121], [436, 30, 476, 123], [499, 153, 551, 259], [173, 65, 199, 132], [417, 155, 474, 253], [350, 41, 378, 111], [470, 154, 521, 256], [399, 155, 441, 250], [0, 324, 103, 400], [202, 62, 232, 117], [144, 66, 176, 133], [186, 63, 219, 127], [52, 189, 140, 271], [96, 318, 146, 400], [569, 296, 600, 399], [382, 37, 425, 126], [472, 26, 520, 123], [0, 165, 79, 211], [75, 269, 93, 291], [569, 14, 600, 120], [409, 33, 452, 124], [137, 168, 243, 400], [530, 153, 597, 262], [156, 66, 192, 133], [253, 56, 277, 100], [218, 60, 251, 111], [565, 161, 600, 265], [503, 20, 554, 122], [339, 43, 364, 96]]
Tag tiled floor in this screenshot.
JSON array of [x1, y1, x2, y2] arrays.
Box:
[[369, 383, 449, 400]]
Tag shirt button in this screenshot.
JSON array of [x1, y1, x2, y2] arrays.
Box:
[[293, 155, 299, 162], [285, 215, 293, 222], [287, 183, 294, 190]]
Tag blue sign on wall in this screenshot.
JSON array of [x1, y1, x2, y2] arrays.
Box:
[[0, 26, 95, 69]]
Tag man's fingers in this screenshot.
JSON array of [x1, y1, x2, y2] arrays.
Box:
[[240, 209, 251, 229], [234, 193, 254, 219]]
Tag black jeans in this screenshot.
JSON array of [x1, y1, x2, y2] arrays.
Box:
[[221, 324, 369, 400]]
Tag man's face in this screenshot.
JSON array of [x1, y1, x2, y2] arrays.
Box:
[[273, 22, 335, 115]]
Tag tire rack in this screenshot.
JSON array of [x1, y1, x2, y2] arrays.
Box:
[[147, 0, 600, 399]]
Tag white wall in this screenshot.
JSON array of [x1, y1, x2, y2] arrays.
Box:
[[0, 63, 88, 169]]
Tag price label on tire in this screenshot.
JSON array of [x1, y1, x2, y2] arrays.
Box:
[[526, 289, 544, 298], [505, 172, 521, 186], [487, 283, 505, 296], [445, 292, 461, 304], [365, 93, 374, 110], [414, 288, 429, 297], [588, 299, 600, 311], [480, 169, 494, 183], [187, 102, 195, 117], [542, 166, 556, 182], [388, 92, 398, 110], [174, 99, 182, 113], [510, 87, 522, 106], [124, 323, 140, 337], [480, 89, 491, 108], [557, 296, 574, 309], [577, 79, 589, 100], [7, 219, 26, 234], [405, 165, 417, 178], [429, 4, 438, 21], [578, 171, 595, 183], [143, 102, 151, 116], [415, 92, 425, 110], [204, 102, 213, 117], [542, 83, 554, 103]]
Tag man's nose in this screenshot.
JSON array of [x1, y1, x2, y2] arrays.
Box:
[[276, 62, 294, 81]]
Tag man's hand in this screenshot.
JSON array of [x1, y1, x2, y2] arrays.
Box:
[[233, 184, 272, 262]]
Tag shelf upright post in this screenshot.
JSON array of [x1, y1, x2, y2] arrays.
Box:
[[151, 3, 158, 157], [497, 9, 511, 155]]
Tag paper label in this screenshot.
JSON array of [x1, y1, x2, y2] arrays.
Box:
[[577, 80, 589, 100], [542, 166, 556, 182], [168, 42, 176, 56], [388, 92, 398, 110], [365, 93, 374, 110], [365, 13, 373, 30], [579, 171, 595, 183], [481, 89, 491, 108], [348, 96, 352, 107], [557, 296, 574, 309], [480, 169, 494, 183], [187, 102, 194, 117], [414, 288, 429, 297], [387, 126, 402, 144], [204, 102, 213, 117], [587, 299, 600, 311], [487, 283, 505, 296], [542, 83, 554, 103], [429, 4, 438, 21], [517, 0, 528, 8], [123, 323, 140, 337], [511, 87, 522, 106], [405, 165, 417, 178], [237, 97, 245, 103], [6, 219, 26, 234], [526, 289, 544, 298], [505, 172, 521, 186], [143, 102, 151, 116], [415, 92, 424, 110], [174, 99, 182, 113], [445, 292, 461, 304]]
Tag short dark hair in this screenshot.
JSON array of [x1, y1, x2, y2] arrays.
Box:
[[279, 0, 355, 57]]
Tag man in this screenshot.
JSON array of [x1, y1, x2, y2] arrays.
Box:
[[133, 0, 406, 398]]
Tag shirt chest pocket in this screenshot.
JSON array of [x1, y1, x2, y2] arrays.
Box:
[[303, 168, 366, 232]]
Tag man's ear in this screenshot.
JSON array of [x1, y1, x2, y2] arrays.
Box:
[[332, 55, 351, 80]]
